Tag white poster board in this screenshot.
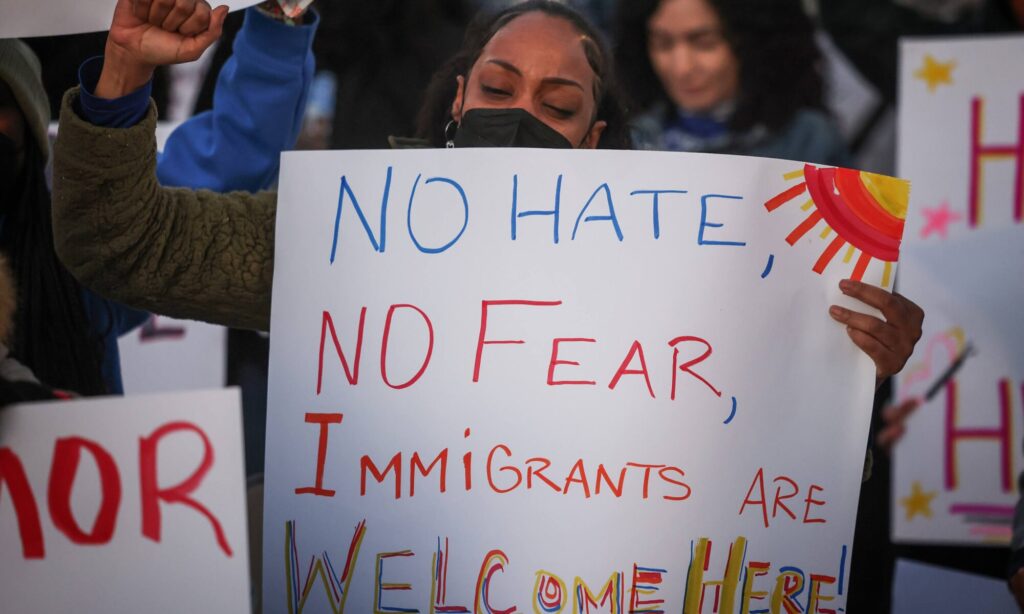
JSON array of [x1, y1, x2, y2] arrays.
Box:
[[0, 0, 263, 38], [265, 148, 909, 612], [0, 388, 250, 613], [894, 35, 1024, 545], [118, 315, 227, 394]]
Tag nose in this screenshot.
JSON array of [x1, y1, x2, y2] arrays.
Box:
[[505, 94, 553, 134], [667, 42, 697, 80]]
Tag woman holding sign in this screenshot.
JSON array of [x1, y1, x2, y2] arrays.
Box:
[[50, 0, 922, 386]]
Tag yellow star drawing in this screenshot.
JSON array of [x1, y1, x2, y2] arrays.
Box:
[[901, 481, 937, 521], [914, 54, 956, 92]]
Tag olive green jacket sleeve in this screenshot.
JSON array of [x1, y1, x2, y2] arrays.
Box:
[[52, 87, 276, 331]]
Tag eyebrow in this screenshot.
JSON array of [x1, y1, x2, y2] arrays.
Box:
[[648, 26, 721, 41], [485, 59, 585, 91]]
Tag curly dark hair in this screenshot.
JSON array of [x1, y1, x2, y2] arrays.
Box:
[[613, 0, 826, 133], [416, 0, 632, 149]]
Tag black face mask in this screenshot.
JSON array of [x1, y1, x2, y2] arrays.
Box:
[[453, 107, 575, 149]]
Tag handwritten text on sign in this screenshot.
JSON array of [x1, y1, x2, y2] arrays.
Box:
[[0, 389, 250, 613], [265, 148, 908, 612]]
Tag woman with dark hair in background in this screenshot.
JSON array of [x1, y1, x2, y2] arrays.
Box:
[[614, 0, 849, 166]]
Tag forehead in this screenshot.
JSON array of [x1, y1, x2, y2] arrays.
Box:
[[648, 0, 722, 32], [477, 12, 595, 86]]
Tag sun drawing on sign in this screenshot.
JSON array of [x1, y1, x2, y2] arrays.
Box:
[[764, 165, 909, 287]]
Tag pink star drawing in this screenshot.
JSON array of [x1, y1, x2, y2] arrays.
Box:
[[920, 201, 963, 239]]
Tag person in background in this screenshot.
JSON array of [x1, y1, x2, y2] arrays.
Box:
[[0, 40, 108, 397], [0, 254, 72, 405], [150, 1, 317, 190], [0, 1, 316, 399], [613, 0, 850, 166]]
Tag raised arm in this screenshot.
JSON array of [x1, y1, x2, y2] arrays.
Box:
[[53, 90, 276, 331], [51, 0, 277, 331], [157, 3, 318, 190]]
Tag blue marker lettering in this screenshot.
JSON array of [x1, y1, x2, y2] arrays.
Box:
[[572, 183, 623, 241], [511, 173, 561, 244], [406, 174, 469, 254], [699, 193, 747, 247], [630, 189, 687, 239], [330, 166, 392, 263]]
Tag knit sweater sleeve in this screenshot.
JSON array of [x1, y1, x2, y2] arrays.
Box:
[[51, 87, 276, 331]]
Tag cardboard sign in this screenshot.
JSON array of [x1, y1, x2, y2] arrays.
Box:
[[0, 389, 250, 613], [265, 148, 909, 612], [0, 0, 262, 38], [894, 35, 1024, 546]]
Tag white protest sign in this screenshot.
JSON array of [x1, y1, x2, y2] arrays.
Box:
[[0, 388, 250, 613], [119, 315, 227, 394], [265, 148, 909, 612], [0, 0, 262, 38], [894, 35, 1024, 546]]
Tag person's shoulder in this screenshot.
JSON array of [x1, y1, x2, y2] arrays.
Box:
[[629, 104, 667, 151], [773, 108, 850, 166], [784, 108, 841, 139]]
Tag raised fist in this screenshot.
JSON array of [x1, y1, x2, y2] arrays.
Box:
[[107, 0, 228, 68], [96, 0, 228, 99]]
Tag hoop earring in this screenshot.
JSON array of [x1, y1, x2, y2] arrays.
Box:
[[444, 119, 457, 148]]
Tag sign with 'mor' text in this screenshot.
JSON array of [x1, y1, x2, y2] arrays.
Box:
[[0, 389, 250, 613]]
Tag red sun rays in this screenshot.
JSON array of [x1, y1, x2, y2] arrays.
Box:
[[764, 165, 908, 286]]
